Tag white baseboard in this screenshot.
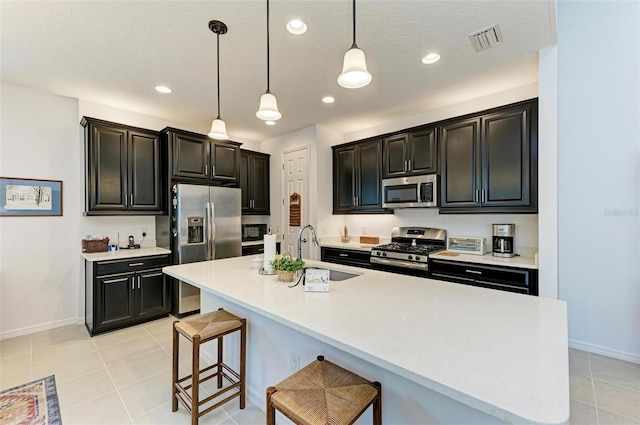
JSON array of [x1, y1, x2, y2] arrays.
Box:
[[0, 317, 82, 341], [569, 339, 640, 364]]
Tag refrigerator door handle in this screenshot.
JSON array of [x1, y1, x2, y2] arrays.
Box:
[[207, 202, 215, 260]]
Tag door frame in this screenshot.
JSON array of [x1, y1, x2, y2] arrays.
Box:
[[280, 145, 311, 259]]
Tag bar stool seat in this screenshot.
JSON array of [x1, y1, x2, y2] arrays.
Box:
[[267, 355, 381, 425], [172, 308, 246, 425]]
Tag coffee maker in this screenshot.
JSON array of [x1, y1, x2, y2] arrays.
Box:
[[492, 224, 515, 258]]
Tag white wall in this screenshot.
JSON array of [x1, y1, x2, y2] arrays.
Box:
[[557, 0, 640, 362], [0, 83, 82, 338]]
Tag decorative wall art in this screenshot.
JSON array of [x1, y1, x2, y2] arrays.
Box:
[[0, 177, 63, 216], [289, 192, 301, 226]]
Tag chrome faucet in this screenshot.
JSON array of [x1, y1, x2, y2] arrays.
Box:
[[297, 224, 319, 260]]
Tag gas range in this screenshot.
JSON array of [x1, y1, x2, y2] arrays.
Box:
[[370, 227, 446, 275]]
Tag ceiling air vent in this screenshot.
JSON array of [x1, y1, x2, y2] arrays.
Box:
[[469, 24, 503, 52]]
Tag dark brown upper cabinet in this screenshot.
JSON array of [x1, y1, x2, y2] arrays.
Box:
[[439, 99, 538, 213], [333, 139, 387, 214], [382, 127, 437, 178], [240, 150, 270, 215], [164, 127, 241, 185], [82, 117, 162, 215]]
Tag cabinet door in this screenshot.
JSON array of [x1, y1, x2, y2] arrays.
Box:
[[382, 134, 408, 178], [87, 123, 128, 211], [95, 273, 135, 329], [135, 269, 168, 319], [211, 142, 239, 182], [172, 133, 208, 180], [250, 153, 270, 214], [129, 130, 161, 211], [481, 105, 532, 207], [356, 140, 383, 209], [409, 127, 437, 175], [239, 151, 251, 212], [333, 146, 356, 212], [439, 118, 481, 208]]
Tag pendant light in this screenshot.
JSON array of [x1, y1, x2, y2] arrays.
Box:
[[338, 0, 371, 89], [208, 20, 229, 140], [256, 0, 282, 121]]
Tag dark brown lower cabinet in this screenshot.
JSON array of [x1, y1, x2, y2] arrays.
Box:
[[85, 255, 170, 335], [320, 247, 372, 269]]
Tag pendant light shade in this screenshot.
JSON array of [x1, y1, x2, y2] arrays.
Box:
[[208, 20, 229, 140], [257, 0, 282, 121], [208, 118, 228, 140], [256, 92, 282, 121], [338, 47, 371, 88], [338, 0, 371, 89]]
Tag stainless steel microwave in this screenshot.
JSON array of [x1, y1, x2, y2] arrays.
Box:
[[382, 174, 438, 208]]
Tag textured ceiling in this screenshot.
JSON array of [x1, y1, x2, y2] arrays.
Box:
[[1, 1, 556, 142]]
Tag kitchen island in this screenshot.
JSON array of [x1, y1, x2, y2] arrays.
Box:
[[163, 256, 569, 425]]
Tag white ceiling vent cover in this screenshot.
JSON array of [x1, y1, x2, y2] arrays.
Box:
[[469, 24, 503, 52]]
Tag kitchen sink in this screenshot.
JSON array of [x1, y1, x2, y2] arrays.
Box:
[[304, 267, 361, 281]]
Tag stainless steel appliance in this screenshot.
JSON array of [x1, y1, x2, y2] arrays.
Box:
[[242, 223, 267, 242], [492, 224, 515, 258], [370, 227, 446, 277], [447, 237, 489, 255], [156, 184, 241, 316], [382, 175, 438, 209]]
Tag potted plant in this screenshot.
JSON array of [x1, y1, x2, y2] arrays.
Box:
[[270, 252, 305, 282]]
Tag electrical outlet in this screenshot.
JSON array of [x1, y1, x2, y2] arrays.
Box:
[[140, 227, 148, 237], [289, 351, 300, 372]]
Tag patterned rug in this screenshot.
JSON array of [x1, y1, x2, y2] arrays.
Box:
[[0, 375, 62, 425]]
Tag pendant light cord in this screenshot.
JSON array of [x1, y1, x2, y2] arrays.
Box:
[[266, 0, 271, 92], [216, 32, 221, 119], [351, 0, 357, 48]]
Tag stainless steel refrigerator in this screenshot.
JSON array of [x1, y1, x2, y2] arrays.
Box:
[[156, 183, 241, 316]]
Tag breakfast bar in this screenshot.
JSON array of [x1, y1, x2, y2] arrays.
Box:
[[163, 256, 569, 425]]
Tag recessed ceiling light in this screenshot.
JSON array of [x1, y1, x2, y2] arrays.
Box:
[[421, 53, 441, 65], [265, 120, 276, 126], [322, 96, 335, 104], [286, 19, 307, 35], [154, 85, 172, 94]]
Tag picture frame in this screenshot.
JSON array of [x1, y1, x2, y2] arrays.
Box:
[[0, 177, 63, 216]]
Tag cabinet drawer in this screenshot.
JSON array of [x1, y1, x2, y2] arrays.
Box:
[[321, 247, 372, 269], [96, 255, 170, 276]]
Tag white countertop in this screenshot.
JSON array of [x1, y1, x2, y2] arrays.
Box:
[[82, 247, 171, 262], [320, 236, 391, 252], [163, 256, 568, 424], [431, 250, 538, 269]]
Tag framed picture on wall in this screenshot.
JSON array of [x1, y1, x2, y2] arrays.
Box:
[[0, 177, 63, 216]]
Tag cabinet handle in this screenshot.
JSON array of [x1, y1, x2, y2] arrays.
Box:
[[211, 165, 215, 177], [482, 190, 486, 203], [142, 272, 163, 278], [356, 196, 359, 206], [339, 253, 349, 257], [130, 194, 133, 206], [103, 278, 125, 284], [137, 276, 141, 289], [465, 269, 482, 275], [353, 197, 356, 207], [475, 190, 480, 203], [204, 164, 208, 176], [124, 194, 128, 207], [128, 262, 144, 267], [132, 278, 135, 290]]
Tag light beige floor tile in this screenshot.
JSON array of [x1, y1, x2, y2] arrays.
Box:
[[108, 348, 171, 389], [569, 348, 591, 377], [570, 399, 598, 425], [569, 374, 595, 405], [32, 338, 97, 368], [590, 354, 640, 391], [31, 325, 90, 350], [0, 370, 32, 391], [118, 370, 173, 418], [228, 404, 264, 425], [598, 407, 640, 425], [141, 316, 176, 335], [149, 328, 173, 352], [0, 351, 31, 376], [593, 379, 640, 420], [56, 368, 117, 410], [61, 391, 131, 425], [0, 334, 31, 358], [99, 335, 162, 366], [93, 326, 149, 349], [132, 402, 231, 425], [31, 350, 105, 383]]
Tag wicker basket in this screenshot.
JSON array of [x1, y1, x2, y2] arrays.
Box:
[[82, 238, 109, 253], [277, 270, 297, 282]]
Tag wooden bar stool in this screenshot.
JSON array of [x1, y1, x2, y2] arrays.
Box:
[[266, 355, 382, 425], [172, 308, 246, 425]]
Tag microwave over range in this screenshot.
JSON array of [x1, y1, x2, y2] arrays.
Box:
[[382, 174, 438, 209]]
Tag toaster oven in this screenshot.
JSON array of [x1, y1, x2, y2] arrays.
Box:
[[446, 237, 488, 255]]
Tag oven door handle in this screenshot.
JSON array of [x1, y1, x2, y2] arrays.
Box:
[[370, 257, 429, 271]]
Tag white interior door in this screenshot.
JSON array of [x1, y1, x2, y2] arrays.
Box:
[[282, 147, 309, 258]]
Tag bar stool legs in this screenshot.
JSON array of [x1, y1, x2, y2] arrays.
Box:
[[171, 309, 246, 425]]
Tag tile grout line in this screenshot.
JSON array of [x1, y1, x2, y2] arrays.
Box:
[[587, 353, 602, 425]]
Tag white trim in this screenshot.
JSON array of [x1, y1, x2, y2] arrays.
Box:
[[0, 316, 81, 340], [569, 339, 640, 365]]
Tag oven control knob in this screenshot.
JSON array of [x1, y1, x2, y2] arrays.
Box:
[[382, 252, 387, 257], [415, 256, 421, 261], [376, 251, 381, 256], [408, 255, 413, 260]]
